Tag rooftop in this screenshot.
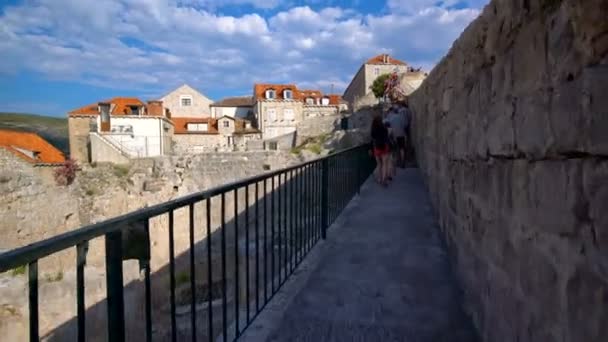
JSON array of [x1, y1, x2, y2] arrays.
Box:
[[211, 96, 255, 107], [68, 97, 162, 117], [365, 54, 407, 66], [0, 129, 65, 164]]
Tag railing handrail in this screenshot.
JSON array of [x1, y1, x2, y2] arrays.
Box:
[[0, 144, 368, 272]]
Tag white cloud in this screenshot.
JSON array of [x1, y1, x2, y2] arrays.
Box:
[[0, 0, 487, 103]]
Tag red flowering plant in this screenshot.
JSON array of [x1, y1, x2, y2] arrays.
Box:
[[54, 158, 78, 186]]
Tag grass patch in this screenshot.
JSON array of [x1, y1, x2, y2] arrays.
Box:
[[10, 265, 26, 276], [175, 271, 190, 287], [44, 271, 63, 283], [307, 143, 322, 154], [112, 164, 130, 178], [85, 187, 99, 196], [291, 133, 330, 155]]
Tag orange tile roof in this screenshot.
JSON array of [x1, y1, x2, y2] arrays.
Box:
[[0, 129, 65, 164], [172, 117, 218, 134], [327, 94, 344, 105], [366, 54, 407, 66], [68, 97, 147, 116], [254, 84, 344, 106], [253, 84, 301, 100]]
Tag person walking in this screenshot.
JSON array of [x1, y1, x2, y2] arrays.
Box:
[[370, 115, 390, 187], [386, 103, 409, 168]]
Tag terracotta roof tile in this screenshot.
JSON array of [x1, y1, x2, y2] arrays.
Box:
[[0, 129, 65, 164], [253, 84, 344, 106], [366, 54, 407, 66], [253, 84, 301, 100], [68, 97, 153, 116], [172, 117, 218, 134]]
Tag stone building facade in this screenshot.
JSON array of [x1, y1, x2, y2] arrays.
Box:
[[343, 54, 409, 110], [253, 84, 343, 141], [171, 116, 260, 153], [160, 84, 213, 118]]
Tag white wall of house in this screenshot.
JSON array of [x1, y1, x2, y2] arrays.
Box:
[[95, 116, 171, 157], [161, 84, 213, 118], [211, 106, 251, 119]]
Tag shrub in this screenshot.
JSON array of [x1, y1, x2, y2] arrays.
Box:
[[45, 271, 63, 282], [175, 271, 190, 287], [113, 164, 130, 178], [54, 159, 78, 186], [307, 144, 322, 155], [11, 265, 26, 276], [370, 73, 390, 99]]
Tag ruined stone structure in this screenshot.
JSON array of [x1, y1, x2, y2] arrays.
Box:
[[409, 1, 608, 341]]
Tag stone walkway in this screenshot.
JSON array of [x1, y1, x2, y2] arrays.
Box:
[[240, 168, 478, 342]]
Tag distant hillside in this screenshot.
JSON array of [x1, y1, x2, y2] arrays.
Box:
[[0, 112, 69, 155]]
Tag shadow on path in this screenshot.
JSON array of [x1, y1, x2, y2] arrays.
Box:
[[257, 168, 479, 342]]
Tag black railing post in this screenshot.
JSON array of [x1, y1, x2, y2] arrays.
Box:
[[105, 231, 125, 342], [321, 158, 329, 240]]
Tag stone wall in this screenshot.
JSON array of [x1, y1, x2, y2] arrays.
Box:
[[295, 114, 341, 145], [408, 1, 608, 342], [172, 134, 225, 154], [68, 116, 94, 162], [90, 133, 130, 164], [0, 150, 300, 340]]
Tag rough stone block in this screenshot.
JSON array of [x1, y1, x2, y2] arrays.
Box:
[[566, 267, 608, 342], [583, 160, 608, 250], [549, 79, 585, 153], [582, 65, 608, 155], [526, 160, 583, 234], [513, 92, 554, 158]]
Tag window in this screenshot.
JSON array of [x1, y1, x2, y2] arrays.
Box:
[[283, 89, 293, 99], [130, 106, 140, 115], [265, 89, 276, 99], [284, 108, 295, 121], [374, 67, 380, 75], [187, 123, 208, 131], [305, 97, 314, 105], [266, 108, 276, 122], [223, 120, 230, 128], [321, 97, 330, 106], [180, 95, 193, 107]]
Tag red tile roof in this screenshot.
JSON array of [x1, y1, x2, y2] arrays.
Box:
[[172, 117, 218, 134], [0, 130, 65, 164], [253, 84, 345, 105], [68, 97, 163, 116], [366, 54, 407, 66], [253, 84, 301, 100]]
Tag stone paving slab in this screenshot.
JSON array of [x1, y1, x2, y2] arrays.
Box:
[[239, 168, 478, 342]]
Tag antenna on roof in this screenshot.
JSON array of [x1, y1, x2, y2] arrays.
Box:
[[330, 83, 334, 94]]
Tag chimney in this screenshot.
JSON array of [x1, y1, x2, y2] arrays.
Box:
[[387, 54, 391, 64], [147, 100, 164, 116]]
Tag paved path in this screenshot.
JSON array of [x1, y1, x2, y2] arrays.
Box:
[[240, 168, 478, 342]]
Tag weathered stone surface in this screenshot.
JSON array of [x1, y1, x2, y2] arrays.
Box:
[[409, 0, 608, 341]]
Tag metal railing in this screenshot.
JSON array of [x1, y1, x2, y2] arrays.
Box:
[[0, 144, 375, 342]]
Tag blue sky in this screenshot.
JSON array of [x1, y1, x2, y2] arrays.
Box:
[[0, 0, 488, 117]]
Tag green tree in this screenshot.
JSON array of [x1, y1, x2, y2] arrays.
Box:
[[370, 73, 390, 99]]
